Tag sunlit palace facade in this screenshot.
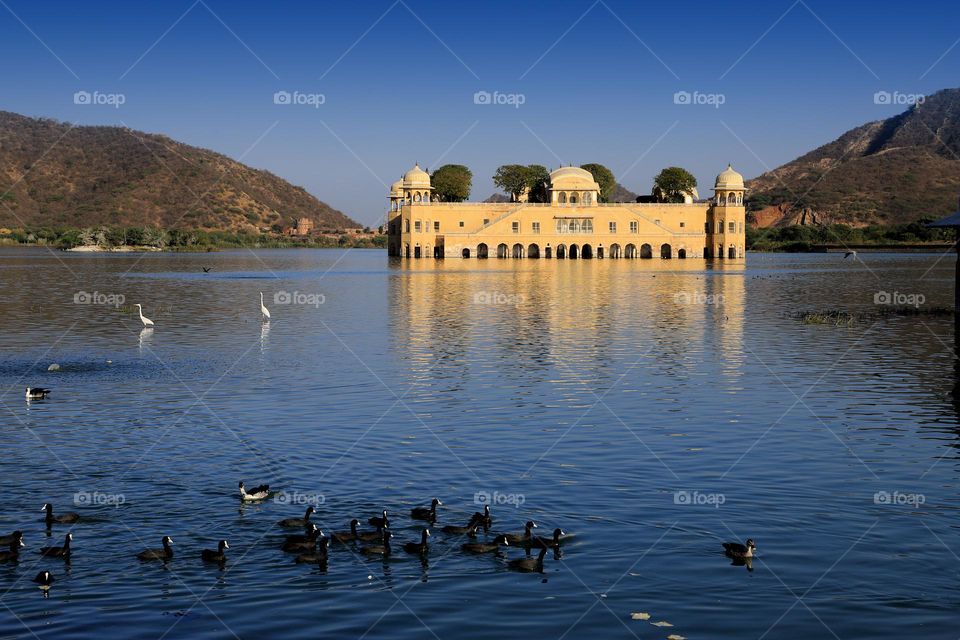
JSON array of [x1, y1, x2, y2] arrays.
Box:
[[386, 164, 746, 260]]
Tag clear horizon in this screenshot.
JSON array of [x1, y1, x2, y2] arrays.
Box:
[[2, 0, 957, 226]]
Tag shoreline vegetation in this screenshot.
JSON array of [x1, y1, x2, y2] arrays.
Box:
[[0, 226, 387, 251], [747, 218, 955, 252], [0, 219, 953, 253]]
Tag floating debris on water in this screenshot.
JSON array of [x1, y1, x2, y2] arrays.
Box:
[[794, 307, 953, 326], [47, 363, 60, 371], [630, 612, 650, 620]]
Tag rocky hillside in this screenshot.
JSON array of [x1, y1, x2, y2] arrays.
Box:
[[748, 88, 960, 227], [0, 111, 358, 232]]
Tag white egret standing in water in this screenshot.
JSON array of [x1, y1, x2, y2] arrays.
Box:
[[260, 292, 271, 320], [135, 304, 154, 327]]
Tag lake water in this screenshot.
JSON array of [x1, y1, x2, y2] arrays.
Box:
[[0, 247, 958, 639]]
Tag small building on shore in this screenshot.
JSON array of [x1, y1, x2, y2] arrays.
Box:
[[386, 164, 746, 260]]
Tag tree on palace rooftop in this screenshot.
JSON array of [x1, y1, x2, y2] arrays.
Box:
[[493, 164, 531, 201], [431, 164, 473, 202], [653, 167, 698, 203], [581, 163, 616, 203], [526, 165, 550, 203]]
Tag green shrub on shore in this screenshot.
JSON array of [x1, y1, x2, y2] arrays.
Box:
[[0, 226, 386, 250], [747, 218, 955, 251]]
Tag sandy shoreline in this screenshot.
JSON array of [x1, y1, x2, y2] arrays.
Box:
[[65, 245, 163, 252]]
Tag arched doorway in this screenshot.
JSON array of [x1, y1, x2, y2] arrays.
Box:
[[434, 246, 443, 259], [414, 245, 422, 259], [544, 246, 552, 259], [404, 244, 410, 258], [497, 243, 509, 258], [569, 244, 579, 259], [512, 243, 524, 258], [557, 244, 566, 259], [660, 243, 671, 259], [624, 243, 637, 258], [678, 248, 687, 259], [527, 243, 540, 259], [640, 244, 652, 259], [581, 244, 593, 259], [462, 248, 471, 258], [477, 243, 488, 259], [728, 246, 737, 259], [596, 247, 604, 259], [610, 243, 621, 258]]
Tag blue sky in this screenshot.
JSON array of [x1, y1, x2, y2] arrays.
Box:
[[1, 0, 957, 226]]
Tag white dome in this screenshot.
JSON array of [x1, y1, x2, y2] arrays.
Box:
[[714, 164, 744, 190], [402, 163, 432, 189], [549, 166, 600, 190]]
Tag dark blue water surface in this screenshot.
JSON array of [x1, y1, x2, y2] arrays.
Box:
[[0, 248, 958, 639]]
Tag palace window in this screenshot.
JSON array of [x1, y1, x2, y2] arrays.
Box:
[[459, 221, 464, 227], [414, 220, 421, 232], [680, 221, 685, 228], [434, 221, 440, 232], [532, 222, 540, 234], [512, 221, 520, 233], [555, 218, 593, 233], [609, 221, 617, 233], [655, 219, 660, 225], [728, 222, 735, 233], [630, 221, 638, 233], [717, 222, 723, 233], [405, 220, 410, 232], [483, 218, 489, 226]]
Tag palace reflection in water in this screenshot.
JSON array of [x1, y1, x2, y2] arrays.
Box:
[[389, 258, 745, 388]]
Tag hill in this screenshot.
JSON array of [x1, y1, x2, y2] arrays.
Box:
[[747, 88, 960, 228], [0, 111, 359, 232]]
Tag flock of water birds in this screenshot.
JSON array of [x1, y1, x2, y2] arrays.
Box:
[[1, 485, 582, 596], [2, 483, 757, 597]]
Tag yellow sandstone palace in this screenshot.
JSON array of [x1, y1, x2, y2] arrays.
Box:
[[386, 164, 746, 260]]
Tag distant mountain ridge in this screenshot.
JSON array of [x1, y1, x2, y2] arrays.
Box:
[[0, 111, 359, 232], [747, 87, 960, 227]]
